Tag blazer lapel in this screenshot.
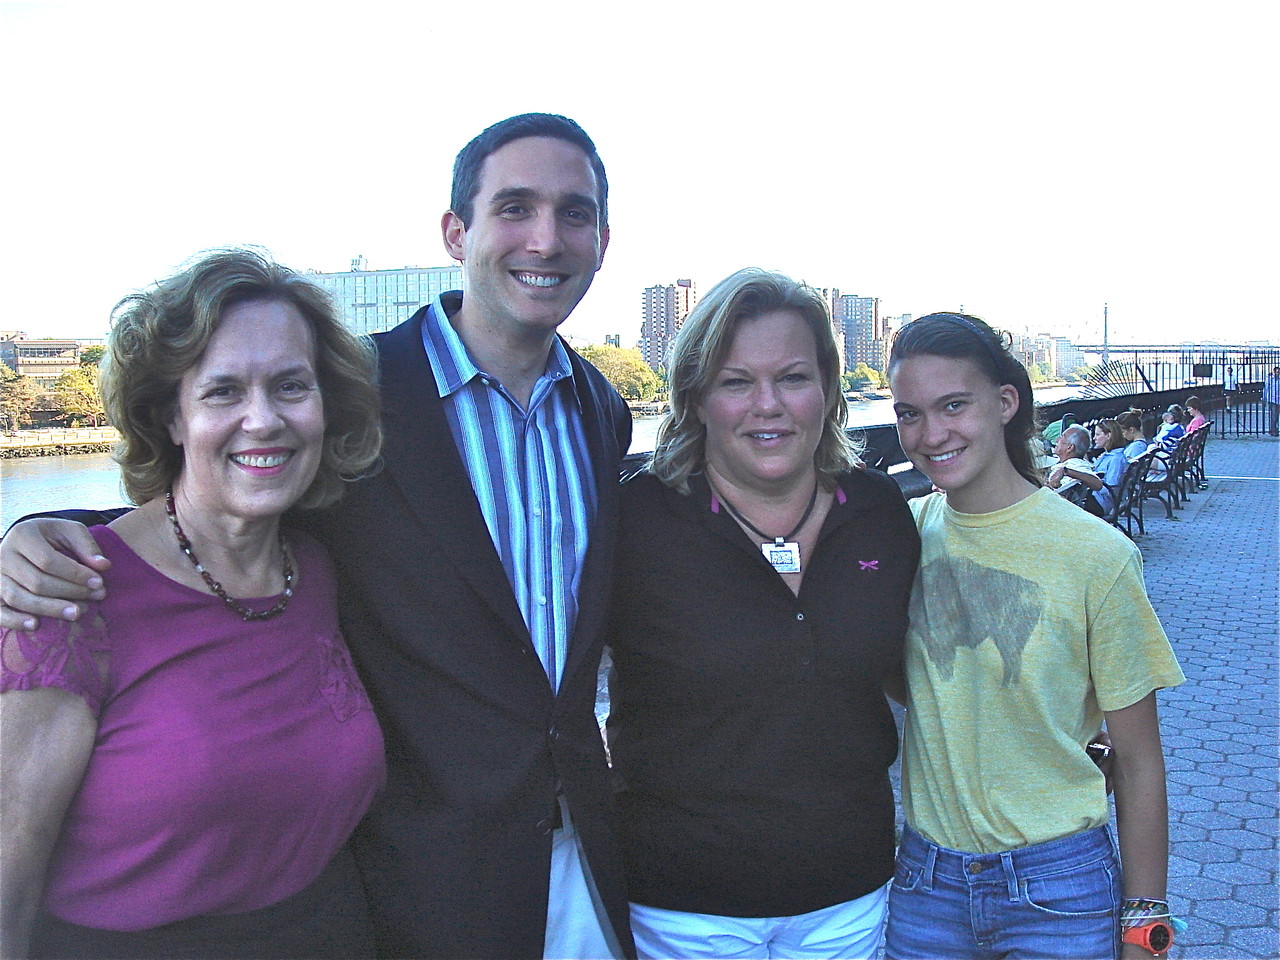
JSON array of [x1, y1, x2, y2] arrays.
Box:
[[375, 312, 532, 648]]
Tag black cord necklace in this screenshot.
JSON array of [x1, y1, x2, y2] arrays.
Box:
[[165, 488, 294, 622], [712, 479, 819, 574]]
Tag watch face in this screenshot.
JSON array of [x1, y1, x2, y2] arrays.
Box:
[[1149, 924, 1172, 952]]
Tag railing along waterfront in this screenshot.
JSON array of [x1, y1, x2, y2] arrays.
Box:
[[620, 383, 1274, 499], [0, 427, 120, 458]]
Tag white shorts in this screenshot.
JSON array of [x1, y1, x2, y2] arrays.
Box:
[[629, 883, 889, 959], [545, 798, 624, 959]]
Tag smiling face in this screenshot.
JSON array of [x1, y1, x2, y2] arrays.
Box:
[[442, 135, 608, 346], [167, 299, 325, 526], [890, 353, 1025, 513], [696, 309, 825, 497]]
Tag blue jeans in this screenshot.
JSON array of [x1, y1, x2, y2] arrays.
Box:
[[884, 824, 1120, 960]]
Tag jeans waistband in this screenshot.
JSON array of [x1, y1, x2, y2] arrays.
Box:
[[899, 823, 1116, 895]]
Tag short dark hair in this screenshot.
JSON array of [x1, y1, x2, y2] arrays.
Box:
[[888, 312, 1043, 488], [450, 113, 608, 229], [102, 248, 382, 509]]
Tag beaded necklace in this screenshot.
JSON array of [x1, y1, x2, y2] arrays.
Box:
[[165, 488, 294, 621]]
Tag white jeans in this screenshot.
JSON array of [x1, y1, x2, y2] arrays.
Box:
[[545, 798, 623, 960], [629, 883, 889, 960]]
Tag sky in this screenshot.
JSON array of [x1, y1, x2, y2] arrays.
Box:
[[2, 1, 1275, 349]]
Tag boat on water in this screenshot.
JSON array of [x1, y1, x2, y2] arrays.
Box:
[[627, 400, 668, 417]]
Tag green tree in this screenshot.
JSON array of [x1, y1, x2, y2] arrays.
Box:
[[52, 364, 105, 426], [576, 344, 660, 401], [0, 373, 44, 430], [845, 362, 884, 390], [80, 345, 106, 366]]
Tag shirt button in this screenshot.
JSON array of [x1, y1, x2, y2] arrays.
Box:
[[536, 818, 554, 836], [538, 596, 548, 605], [796, 613, 805, 621]]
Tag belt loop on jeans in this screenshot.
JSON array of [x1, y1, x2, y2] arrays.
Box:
[[921, 838, 938, 892], [999, 850, 1020, 902]]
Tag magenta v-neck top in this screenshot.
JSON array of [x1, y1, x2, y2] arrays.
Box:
[[0, 526, 385, 931]]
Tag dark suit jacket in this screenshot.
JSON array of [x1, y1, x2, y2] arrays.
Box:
[[301, 307, 635, 959]]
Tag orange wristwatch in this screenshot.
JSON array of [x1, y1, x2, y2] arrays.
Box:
[[1122, 920, 1174, 954]]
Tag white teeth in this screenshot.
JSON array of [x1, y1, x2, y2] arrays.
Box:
[[515, 272, 563, 288], [232, 453, 290, 468], [928, 451, 960, 462], [751, 433, 782, 440]]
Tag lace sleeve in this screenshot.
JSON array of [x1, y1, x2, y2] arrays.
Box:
[[0, 610, 111, 716]]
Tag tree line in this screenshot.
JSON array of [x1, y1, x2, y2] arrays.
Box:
[[0, 346, 106, 431], [1, 340, 1096, 433]]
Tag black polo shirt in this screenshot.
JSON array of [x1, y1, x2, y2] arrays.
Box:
[[606, 468, 921, 917]]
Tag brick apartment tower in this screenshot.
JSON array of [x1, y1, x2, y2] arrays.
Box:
[[639, 279, 697, 373], [834, 294, 884, 373]]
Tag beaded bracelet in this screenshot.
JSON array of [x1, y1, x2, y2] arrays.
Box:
[[1121, 899, 1187, 935]]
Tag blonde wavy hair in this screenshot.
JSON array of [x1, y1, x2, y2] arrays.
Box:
[[650, 267, 860, 494]]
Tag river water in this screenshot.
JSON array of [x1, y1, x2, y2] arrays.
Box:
[[3, 390, 1084, 531]]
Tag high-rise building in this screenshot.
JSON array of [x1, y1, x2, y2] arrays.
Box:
[[1009, 333, 1056, 379], [306, 261, 464, 336], [834, 295, 884, 372], [639, 279, 696, 372], [805, 286, 846, 373], [1051, 336, 1086, 378]]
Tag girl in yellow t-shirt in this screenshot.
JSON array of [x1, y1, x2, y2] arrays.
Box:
[[884, 313, 1184, 960]]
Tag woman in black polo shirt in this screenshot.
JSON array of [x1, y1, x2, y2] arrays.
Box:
[[605, 268, 920, 958]]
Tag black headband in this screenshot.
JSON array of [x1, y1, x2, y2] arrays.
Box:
[[921, 312, 1006, 371]]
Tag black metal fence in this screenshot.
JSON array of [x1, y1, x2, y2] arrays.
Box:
[[621, 379, 1274, 499]]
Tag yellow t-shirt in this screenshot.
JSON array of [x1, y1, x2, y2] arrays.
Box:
[[902, 487, 1186, 854]]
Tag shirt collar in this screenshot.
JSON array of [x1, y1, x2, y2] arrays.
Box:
[[420, 290, 581, 409]]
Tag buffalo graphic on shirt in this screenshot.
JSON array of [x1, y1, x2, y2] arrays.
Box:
[[908, 555, 1042, 685]]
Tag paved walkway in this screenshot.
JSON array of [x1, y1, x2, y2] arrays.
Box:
[[1136, 436, 1279, 958]]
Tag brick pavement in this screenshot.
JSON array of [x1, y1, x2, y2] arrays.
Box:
[[1134, 436, 1279, 959]]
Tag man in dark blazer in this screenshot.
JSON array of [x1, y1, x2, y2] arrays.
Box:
[[0, 114, 636, 959], [304, 114, 635, 959]]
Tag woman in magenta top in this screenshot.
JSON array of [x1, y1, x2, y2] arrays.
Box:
[[0, 249, 385, 960]]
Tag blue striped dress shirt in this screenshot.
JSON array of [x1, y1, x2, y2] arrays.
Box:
[[420, 292, 597, 692]]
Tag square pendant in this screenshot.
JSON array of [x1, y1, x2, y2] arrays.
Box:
[[762, 541, 801, 574]]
